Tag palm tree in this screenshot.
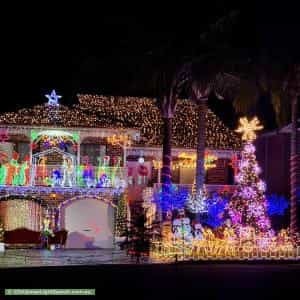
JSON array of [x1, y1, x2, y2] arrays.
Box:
[[156, 64, 189, 196], [283, 64, 300, 235], [183, 60, 240, 194], [188, 67, 212, 194]]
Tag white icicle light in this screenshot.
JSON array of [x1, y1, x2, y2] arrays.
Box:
[[186, 188, 208, 213]]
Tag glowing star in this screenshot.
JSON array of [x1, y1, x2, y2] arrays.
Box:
[[45, 90, 61, 106], [235, 117, 263, 141]]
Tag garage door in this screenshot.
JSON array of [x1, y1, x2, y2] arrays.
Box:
[[62, 198, 115, 249]]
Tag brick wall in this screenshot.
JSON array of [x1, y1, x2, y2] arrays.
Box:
[[206, 158, 229, 184], [255, 133, 290, 196], [80, 137, 123, 166]]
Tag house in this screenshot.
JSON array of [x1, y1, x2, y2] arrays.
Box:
[[0, 93, 241, 248]]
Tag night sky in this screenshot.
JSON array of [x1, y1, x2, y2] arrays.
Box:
[[2, 4, 300, 129]]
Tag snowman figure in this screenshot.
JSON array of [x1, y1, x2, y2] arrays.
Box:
[[172, 217, 193, 242], [194, 223, 204, 240]]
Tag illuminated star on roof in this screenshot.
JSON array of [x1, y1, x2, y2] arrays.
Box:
[[45, 90, 61, 106], [235, 117, 263, 141]]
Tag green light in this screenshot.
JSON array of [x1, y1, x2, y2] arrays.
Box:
[[31, 130, 39, 141], [72, 132, 79, 142]]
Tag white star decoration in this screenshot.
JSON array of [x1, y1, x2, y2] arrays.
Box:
[[45, 90, 61, 106]]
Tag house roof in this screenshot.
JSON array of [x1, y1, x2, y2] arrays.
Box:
[[0, 94, 242, 151]]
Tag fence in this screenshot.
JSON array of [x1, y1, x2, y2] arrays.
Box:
[[150, 242, 300, 261], [153, 184, 236, 194], [29, 165, 127, 188]]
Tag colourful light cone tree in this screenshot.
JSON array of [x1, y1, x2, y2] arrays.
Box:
[[228, 117, 272, 234]]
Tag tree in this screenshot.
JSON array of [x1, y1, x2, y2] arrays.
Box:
[[185, 183, 208, 214], [232, 62, 300, 234], [153, 184, 188, 213], [282, 64, 300, 235], [228, 117, 271, 234], [115, 192, 128, 237], [181, 59, 240, 196], [156, 64, 189, 201], [120, 211, 160, 262]]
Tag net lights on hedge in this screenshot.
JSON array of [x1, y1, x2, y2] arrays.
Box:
[[0, 95, 241, 151]]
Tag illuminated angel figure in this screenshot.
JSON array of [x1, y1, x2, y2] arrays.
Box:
[[62, 155, 74, 187], [18, 155, 30, 186], [235, 117, 263, 141], [0, 163, 7, 185]]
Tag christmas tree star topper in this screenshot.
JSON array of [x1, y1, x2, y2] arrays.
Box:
[[235, 117, 263, 141], [45, 90, 61, 106]]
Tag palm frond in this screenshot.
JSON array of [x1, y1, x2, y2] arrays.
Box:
[[232, 79, 258, 114]]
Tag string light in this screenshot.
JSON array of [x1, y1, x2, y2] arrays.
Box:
[[152, 159, 162, 170], [107, 134, 131, 147], [185, 183, 208, 213], [229, 116, 271, 234], [235, 117, 263, 141], [115, 191, 128, 236], [0, 95, 241, 150]]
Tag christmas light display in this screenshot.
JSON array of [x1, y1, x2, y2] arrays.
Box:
[[229, 154, 239, 177], [0, 152, 30, 186], [61, 155, 75, 187], [206, 193, 229, 228], [185, 183, 208, 213], [107, 133, 131, 166], [0, 185, 122, 198], [228, 117, 271, 234], [151, 225, 297, 261], [45, 90, 61, 107], [170, 152, 218, 170], [0, 95, 241, 150], [172, 217, 193, 242], [267, 194, 289, 216], [115, 192, 128, 236], [42, 217, 54, 237], [153, 184, 188, 213], [107, 134, 131, 147], [152, 159, 162, 170], [235, 117, 263, 141], [0, 198, 42, 231]]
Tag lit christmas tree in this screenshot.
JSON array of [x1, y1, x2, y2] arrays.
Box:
[[228, 117, 272, 234], [115, 192, 128, 236]]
